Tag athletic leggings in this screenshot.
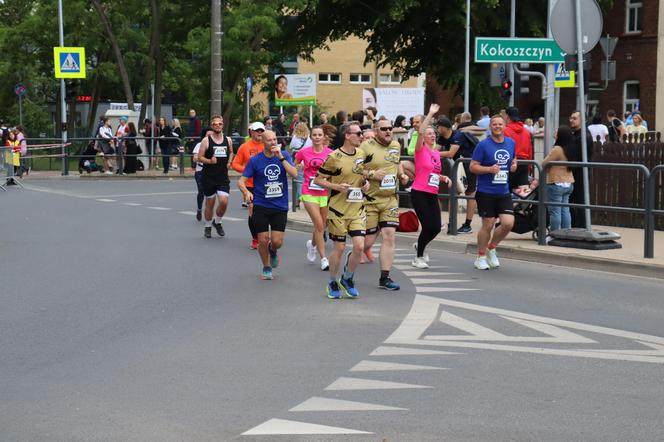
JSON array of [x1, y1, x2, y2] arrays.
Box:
[[194, 170, 204, 210], [411, 189, 441, 257], [247, 187, 257, 239]]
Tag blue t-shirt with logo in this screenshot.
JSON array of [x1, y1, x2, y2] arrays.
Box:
[[243, 151, 293, 211], [471, 136, 515, 195]]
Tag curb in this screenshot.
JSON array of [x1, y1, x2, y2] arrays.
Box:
[[286, 218, 664, 280]]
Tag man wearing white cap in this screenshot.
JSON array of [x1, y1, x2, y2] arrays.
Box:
[[231, 121, 266, 249]]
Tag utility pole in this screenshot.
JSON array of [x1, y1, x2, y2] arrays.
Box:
[[509, 0, 515, 107], [210, 0, 223, 117], [463, 0, 470, 112], [58, 0, 68, 176]]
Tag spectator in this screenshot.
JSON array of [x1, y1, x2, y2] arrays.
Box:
[[186, 109, 202, 161], [452, 113, 463, 130], [289, 122, 313, 207], [362, 128, 375, 140], [542, 125, 577, 234], [606, 109, 625, 142], [263, 116, 273, 131], [476, 106, 490, 135], [157, 117, 173, 175], [524, 118, 536, 136], [587, 114, 609, 144], [141, 118, 157, 169], [319, 112, 329, 125], [115, 116, 129, 173], [273, 113, 288, 139], [123, 122, 140, 174], [393, 115, 408, 134], [534, 117, 545, 136], [332, 110, 349, 149], [171, 118, 183, 170], [288, 113, 300, 136], [568, 110, 594, 229], [626, 113, 648, 140], [6, 130, 20, 178], [97, 118, 115, 175], [503, 106, 533, 194], [15, 125, 28, 176]]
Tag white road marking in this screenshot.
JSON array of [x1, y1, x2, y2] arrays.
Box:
[[289, 397, 407, 412], [223, 216, 244, 221], [86, 191, 194, 198], [394, 264, 449, 270], [179, 211, 197, 216], [393, 258, 416, 263], [350, 360, 446, 372], [147, 206, 171, 211], [95, 198, 116, 202], [411, 278, 472, 284], [370, 346, 463, 356], [242, 418, 372, 435], [416, 286, 480, 293], [122, 202, 142, 206], [402, 271, 465, 277], [385, 295, 664, 364], [325, 377, 431, 391]]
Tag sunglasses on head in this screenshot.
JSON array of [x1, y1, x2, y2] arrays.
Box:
[[379, 126, 393, 132]]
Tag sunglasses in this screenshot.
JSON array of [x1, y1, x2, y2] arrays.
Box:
[[348, 131, 363, 136], [379, 126, 393, 132]]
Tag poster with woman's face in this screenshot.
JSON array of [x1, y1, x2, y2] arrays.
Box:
[[274, 74, 316, 106]]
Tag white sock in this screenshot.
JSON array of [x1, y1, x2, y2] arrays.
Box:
[[205, 220, 212, 227], [214, 216, 222, 224]]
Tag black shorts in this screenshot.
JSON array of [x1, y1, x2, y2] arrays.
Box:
[[475, 191, 514, 218], [252, 205, 287, 233], [100, 140, 115, 155], [462, 162, 477, 193], [202, 180, 230, 197]]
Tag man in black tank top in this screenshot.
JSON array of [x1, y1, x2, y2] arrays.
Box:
[[198, 115, 234, 238]]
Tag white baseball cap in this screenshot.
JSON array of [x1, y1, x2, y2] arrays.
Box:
[[248, 121, 266, 131]]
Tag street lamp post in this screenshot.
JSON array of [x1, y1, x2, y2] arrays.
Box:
[[464, 0, 470, 112], [58, 0, 68, 175]]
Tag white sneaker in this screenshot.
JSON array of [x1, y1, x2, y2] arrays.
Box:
[[487, 248, 500, 268], [412, 243, 429, 263], [474, 255, 490, 270], [411, 257, 430, 269], [306, 240, 316, 263], [320, 257, 330, 271]]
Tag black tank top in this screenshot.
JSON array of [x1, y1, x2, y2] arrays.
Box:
[[202, 134, 230, 182]]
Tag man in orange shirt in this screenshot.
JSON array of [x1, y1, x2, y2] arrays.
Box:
[[232, 121, 265, 249]]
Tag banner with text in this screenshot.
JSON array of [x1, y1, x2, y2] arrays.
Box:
[[362, 88, 425, 123], [274, 74, 316, 106]]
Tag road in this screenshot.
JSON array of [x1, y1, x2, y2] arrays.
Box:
[[1, 178, 663, 441]]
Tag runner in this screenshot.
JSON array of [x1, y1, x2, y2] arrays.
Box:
[[232, 122, 265, 249], [198, 115, 234, 239], [191, 127, 213, 221], [410, 104, 452, 269], [238, 130, 297, 280], [360, 118, 410, 290], [294, 126, 333, 271], [314, 122, 369, 299], [469, 115, 517, 270]]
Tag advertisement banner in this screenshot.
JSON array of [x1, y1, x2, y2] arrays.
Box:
[[363, 88, 425, 123], [274, 74, 316, 106]]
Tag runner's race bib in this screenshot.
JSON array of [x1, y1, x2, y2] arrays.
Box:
[[380, 174, 396, 190], [309, 176, 324, 191], [214, 145, 227, 157], [265, 182, 283, 198], [492, 170, 508, 184], [428, 173, 440, 187], [346, 187, 363, 203]]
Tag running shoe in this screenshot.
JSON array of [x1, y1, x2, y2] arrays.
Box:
[[474, 255, 490, 270], [212, 220, 225, 237], [306, 240, 316, 263], [269, 244, 279, 268], [379, 277, 400, 291], [412, 243, 429, 263], [320, 257, 330, 271], [204, 226, 212, 238], [343, 250, 352, 274], [457, 224, 473, 234], [196, 210, 202, 221], [340, 276, 359, 298], [411, 257, 430, 269], [487, 248, 500, 268], [260, 268, 273, 280], [250, 239, 259, 250], [326, 280, 341, 299]]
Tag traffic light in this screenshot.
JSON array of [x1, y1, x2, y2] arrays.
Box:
[[501, 79, 513, 99], [65, 80, 77, 102]]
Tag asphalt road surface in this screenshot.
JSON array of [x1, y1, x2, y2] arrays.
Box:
[[1, 178, 663, 441]]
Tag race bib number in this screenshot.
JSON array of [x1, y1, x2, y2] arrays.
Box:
[[492, 170, 508, 184], [427, 173, 440, 187], [214, 145, 227, 157], [309, 176, 324, 191], [265, 182, 283, 198], [380, 174, 396, 190], [346, 187, 363, 203]]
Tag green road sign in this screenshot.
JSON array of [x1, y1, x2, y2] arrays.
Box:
[[475, 38, 565, 63]]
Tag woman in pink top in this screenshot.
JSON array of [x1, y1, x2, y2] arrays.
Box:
[[294, 126, 333, 270], [410, 103, 452, 269]]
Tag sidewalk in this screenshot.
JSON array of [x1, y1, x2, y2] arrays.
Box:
[[286, 207, 664, 280]]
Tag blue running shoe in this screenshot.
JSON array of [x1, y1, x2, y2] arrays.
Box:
[[260, 268, 273, 280], [378, 276, 400, 291], [269, 244, 279, 268], [326, 280, 341, 299], [340, 276, 359, 298]]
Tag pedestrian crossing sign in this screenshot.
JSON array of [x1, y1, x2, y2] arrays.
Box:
[[554, 63, 575, 88], [53, 47, 86, 79]]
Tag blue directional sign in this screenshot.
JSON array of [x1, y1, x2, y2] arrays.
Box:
[[53, 47, 86, 79]]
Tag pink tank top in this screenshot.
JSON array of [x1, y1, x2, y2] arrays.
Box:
[[412, 144, 442, 194]]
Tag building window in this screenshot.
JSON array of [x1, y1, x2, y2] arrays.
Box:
[[623, 81, 640, 114], [349, 73, 372, 84], [379, 73, 402, 84], [319, 73, 341, 84], [626, 0, 642, 33]]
